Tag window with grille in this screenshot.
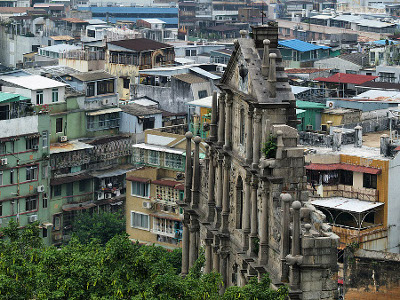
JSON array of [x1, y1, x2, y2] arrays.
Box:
[[363, 173, 377, 189], [26, 166, 38, 181], [36, 90, 43, 105], [131, 211, 149, 230], [148, 150, 160, 165], [56, 117, 63, 133], [26, 196, 37, 211], [26, 137, 39, 150], [164, 153, 183, 170], [52, 88, 58, 102]]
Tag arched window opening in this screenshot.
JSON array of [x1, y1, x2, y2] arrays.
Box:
[[236, 176, 244, 229]]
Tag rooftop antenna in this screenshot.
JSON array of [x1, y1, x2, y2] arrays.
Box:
[[261, 1, 266, 25]]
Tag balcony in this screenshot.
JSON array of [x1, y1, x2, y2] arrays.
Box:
[[64, 192, 94, 204], [84, 94, 119, 110]]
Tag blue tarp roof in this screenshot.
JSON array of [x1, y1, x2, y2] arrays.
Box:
[[371, 39, 399, 45], [278, 39, 331, 52], [101, 17, 178, 25], [77, 7, 178, 14]]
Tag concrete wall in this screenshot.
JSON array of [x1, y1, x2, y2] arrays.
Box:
[[388, 153, 400, 253], [344, 248, 400, 299], [59, 58, 105, 72], [0, 115, 38, 139], [314, 57, 361, 74]]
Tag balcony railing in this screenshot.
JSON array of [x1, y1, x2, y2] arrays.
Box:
[[332, 225, 387, 250], [63, 192, 94, 204]]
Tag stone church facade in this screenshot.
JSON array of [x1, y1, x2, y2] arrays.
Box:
[[179, 24, 339, 300]]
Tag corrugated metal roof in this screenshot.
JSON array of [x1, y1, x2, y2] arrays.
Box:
[[189, 67, 220, 80], [278, 39, 331, 52], [306, 163, 381, 174], [104, 17, 178, 25], [353, 90, 400, 102], [86, 107, 121, 116], [0, 92, 28, 103], [39, 44, 81, 53], [315, 73, 378, 85], [0, 75, 67, 90], [77, 7, 178, 14], [291, 86, 311, 95], [371, 39, 399, 45], [71, 71, 115, 82], [173, 73, 208, 84], [187, 96, 213, 108], [50, 140, 94, 154], [311, 197, 384, 213], [132, 143, 185, 155], [108, 38, 172, 52], [296, 100, 325, 109]]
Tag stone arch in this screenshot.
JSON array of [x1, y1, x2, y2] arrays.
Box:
[[235, 175, 244, 229], [152, 49, 165, 68]]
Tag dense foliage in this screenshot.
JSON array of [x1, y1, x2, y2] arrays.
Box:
[[0, 220, 288, 299], [70, 211, 126, 245]]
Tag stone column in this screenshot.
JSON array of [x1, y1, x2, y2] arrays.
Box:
[[210, 91, 218, 141], [184, 132, 193, 204], [354, 125, 362, 148], [189, 217, 199, 268], [218, 92, 226, 146], [248, 177, 258, 256], [268, 53, 277, 98], [252, 110, 262, 169], [261, 39, 270, 77], [289, 201, 302, 290], [221, 156, 230, 233], [245, 107, 254, 165], [205, 238, 213, 273], [280, 193, 292, 282], [215, 155, 223, 229], [181, 214, 190, 276], [207, 148, 216, 223], [242, 175, 252, 251], [191, 136, 201, 208], [258, 180, 269, 265], [220, 252, 229, 294], [213, 245, 220, 273], [224, 94, 233, 151]]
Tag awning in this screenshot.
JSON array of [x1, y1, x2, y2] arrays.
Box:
[[86, 107, 122, 116], [133, 143, 185, 155], [152, 179, 184, 190], [126, 176, 151, 183], [311, 197, 384, 213], [62, 201, 96, 212], [50, 173, 93, 185], [91, 165, 136, 178], [150, 212, 182, 222], [306, 163, 381, 175]]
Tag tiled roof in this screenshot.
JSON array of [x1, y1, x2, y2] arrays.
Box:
[[120, 103, 163, 116], [278, 39, 331, 52], [286, 68, 330, 74], [314, 73, 378, 85], [70, 71, 115, 82], [339, 53, 369, 67], [306, 163, 381, 175], [172, 73, 208, 84], [108, 38, 172, 52]]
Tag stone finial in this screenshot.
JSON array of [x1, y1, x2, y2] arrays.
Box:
[[194, 136, 201, 144], [354, 125, 362, 148], [304, 223, 312, 236], [280, 193, 292, 203], [268, 53, 277, 98], [240, 30, 247, 38], [262, 39, 270, 77], [380, 134, 390, 157], [185, 131, 193, 139]]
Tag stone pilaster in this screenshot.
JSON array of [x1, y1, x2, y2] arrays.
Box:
[[184, 132, 193, 204], [289, 201, 302, 291], [220, 252, 229, 294], [209, 91, 218, 141], [181, 214, 190, 276], [258, 180, 269, 265], [205, 238, 213, 273], [191, 136, 201, 208], [245, 107, 254, 165], [221, 156, 230, 233], [224, 93, 233, 151], [189, 217, 199, 268], [242, 175, 252, 251], [207, 148, 216, 223], [281, 193, 292, 282], [252, 109, 262, 169], [215, 154, 223, 229], [217, 92, 226, 146], [248, 177, 258, 256]]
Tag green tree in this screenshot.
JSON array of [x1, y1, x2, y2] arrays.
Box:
[[70, 210, 125, 245]]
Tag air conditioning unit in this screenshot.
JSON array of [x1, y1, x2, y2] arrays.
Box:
[[326, 101, 335, 108], [97, 192, 104, 200], [306, 124, 313, 131], [29, 215, 38, 223], [59, 136, 68, 143], [37, 185, 45, 193], [0, 158, 7, 165], [142, 201, 152, 209]]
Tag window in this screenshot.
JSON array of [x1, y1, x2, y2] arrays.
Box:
[[185, 49, 191, 56], [363, 173, 377, 189], [198, 90, 208, 99], [142, 117, 155, 130], [36, 90, 43, 105], [379, 72, 396, 83], [165, 153, 183, 170], [131, 211, 149, 230], [0, 171, 2, 186], [26, 137, 39, 150], [53, 185, 62, 197], [52, 88, 58, 102], [87, 82, 95, 97], [0, 202, 2, 216], [0, 142, 5, 155], [339, 170, 353, 185], [42, 131, 48, 148], [131, 181, 149, 197], [42, 228, 48, 238], [43, 196, 48, 208], [99, 114, 105, 127], [239, 108, 245, 145], [148, 150, 160, 165], [123, 78, 130, 89], [79, 180, 87, 192], [97, 80, 114, 95], [26, 166, 38, 181], [56, 117, 63, 133], [26, 196, 37, 211], [10, 169, 14, 185]]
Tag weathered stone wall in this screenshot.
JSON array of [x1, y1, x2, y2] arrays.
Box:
[[344, 249, 400, 300]]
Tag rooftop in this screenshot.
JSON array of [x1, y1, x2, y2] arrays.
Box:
[[50, 35, 74, 41], [39, 44, 81, 53], [296, 100, 325, 109], [172, 73, 208, 84], [108, 38, 172, 52], [0, 75, 67, 90], [286, 68, 330, 74], [120, 103, 163, 116], [50, 140, 93, 154], [310, 197, 384, 213], [278, 39, 331, 52], [0, 92, 29, 103], [353, 90, 400, 102], [70, 71, 115, 82], [140, 18, 166, 24], [314, 73, 378, 85]]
